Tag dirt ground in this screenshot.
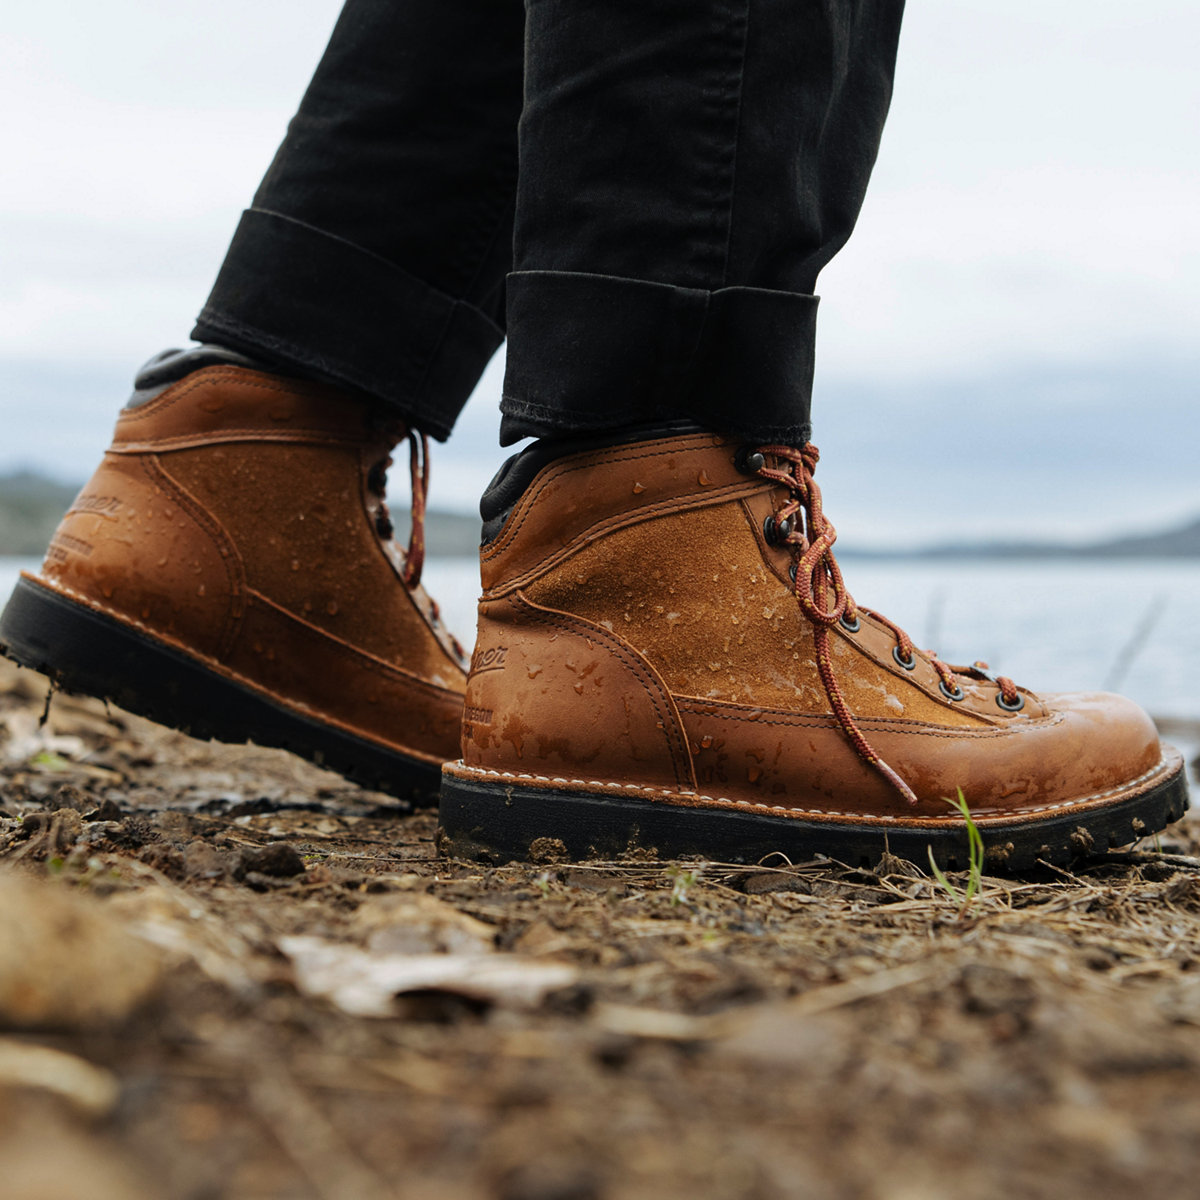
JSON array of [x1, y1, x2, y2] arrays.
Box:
[[2, 656, 1200, 1200]]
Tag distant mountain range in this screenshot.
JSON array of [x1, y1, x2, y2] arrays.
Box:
[[1, 470, 1198, 559], [0, 471, 483, 558], [880, 514, 1200, 560]]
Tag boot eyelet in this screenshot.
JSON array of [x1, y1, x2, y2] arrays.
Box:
[[996, 691, 1026, 712], [736, 447, 766, 475], [839, 614, 861, 633], [788, 561, 798, 584], [764, 515, 795, 545], [892, 646, 917, 670], [939, 680, 966, 702]]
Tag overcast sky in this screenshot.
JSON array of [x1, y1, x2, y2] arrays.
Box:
[[2, 1, 1197, 546]]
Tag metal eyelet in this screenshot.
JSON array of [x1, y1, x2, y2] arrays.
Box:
[[939, 680, 966, 702], [788, 561, 798, 584], [996, 691, 1026, 712], [736, 447, 766, 475], [892, 646, 916, 671], [764, 514, 795, 545], [839, 614, 861, 633]]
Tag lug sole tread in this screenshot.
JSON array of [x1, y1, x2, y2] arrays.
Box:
[[439, 763, 1190, 871], [0, 576, 441, 807]]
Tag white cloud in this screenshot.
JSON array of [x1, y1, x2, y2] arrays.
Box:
[[1, 0, 1197, 543]]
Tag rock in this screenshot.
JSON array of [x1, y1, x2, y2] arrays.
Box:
[[46, 785, 90, 813], [238, 842, 306, 878], [0, 872, 164, 1030], [528, 837, 570, 865], [20, 808, 82, 853], [737, 871, 813, 895], [183, 840, 231, 880]]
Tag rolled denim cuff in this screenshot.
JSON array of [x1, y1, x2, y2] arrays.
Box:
[[193, 208, 504, 440], [500, 270, 817, 446]]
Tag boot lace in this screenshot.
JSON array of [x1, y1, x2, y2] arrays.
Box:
[[366, 424, 431, 591], [754, 443, 1021, 807]]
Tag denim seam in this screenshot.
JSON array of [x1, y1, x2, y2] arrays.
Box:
[[696, 0, 751, 287], [718, 0, 751, 288], [448, 158, 519, 316]]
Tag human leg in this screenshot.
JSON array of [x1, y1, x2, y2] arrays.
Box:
[[441, 0, 1189, 864], [194, 0, 525, 440], [0, 0, 527, 801], [502, 0, 904, 445]]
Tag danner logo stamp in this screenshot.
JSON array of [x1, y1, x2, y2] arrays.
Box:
[[71, 493, 123, 516], [470, 645, 508, 674]]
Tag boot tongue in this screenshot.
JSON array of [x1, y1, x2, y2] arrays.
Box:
[[126, 345, 271, 408], [480, 419, 709, 544]]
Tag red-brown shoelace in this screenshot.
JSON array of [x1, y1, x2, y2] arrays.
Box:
[[754, 442, 1021, 807], [367, 424, 431, 590]]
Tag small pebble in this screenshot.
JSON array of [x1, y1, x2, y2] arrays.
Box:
[[239, 842, 306, 878]]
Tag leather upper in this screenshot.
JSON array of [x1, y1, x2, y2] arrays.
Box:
[[456, 433, 1174, 824], [35, 366, 466, 764]]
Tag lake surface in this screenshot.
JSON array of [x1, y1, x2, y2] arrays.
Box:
[[3, 555, 1198, 728]]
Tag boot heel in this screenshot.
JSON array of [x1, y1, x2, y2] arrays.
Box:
[[0, 575, 443, 804]]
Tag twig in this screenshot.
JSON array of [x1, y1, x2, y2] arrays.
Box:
[[1103, 592, 1166, 691]]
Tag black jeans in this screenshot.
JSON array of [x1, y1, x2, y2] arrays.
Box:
[[193, 0, 904, 445]]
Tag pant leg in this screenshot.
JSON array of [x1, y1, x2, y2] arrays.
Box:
[[501, 0, 905, 446], [193, 0, 525, 441]]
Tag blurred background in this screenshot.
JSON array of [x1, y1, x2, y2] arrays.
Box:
[[2, 0, 1198, 727]]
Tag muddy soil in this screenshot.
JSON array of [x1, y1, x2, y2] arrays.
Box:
[[1, 655, 1200, 1200]]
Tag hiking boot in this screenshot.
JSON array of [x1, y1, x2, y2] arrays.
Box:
[[0, 348, 466, 803], [440, 429, 1188, 867]]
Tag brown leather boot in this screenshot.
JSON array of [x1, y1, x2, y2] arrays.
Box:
[[441, 430, 1188, 867], [0, 350, 466, 803]]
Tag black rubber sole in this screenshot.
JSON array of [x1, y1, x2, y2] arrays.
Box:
[[439, 763, 1191, 871], [0, 575, 441, 806]]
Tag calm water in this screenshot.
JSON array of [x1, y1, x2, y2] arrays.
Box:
[[4, 555, 1198, 725]]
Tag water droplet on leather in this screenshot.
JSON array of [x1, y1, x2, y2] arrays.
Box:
[[632, 482, 646, 494], [698, 469, 713, 486], [327, 601, 339, 616]]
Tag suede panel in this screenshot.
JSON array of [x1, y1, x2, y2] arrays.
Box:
[[41, 453, 242, 659], [521, 501, 987, 729], [480, 431, 769, 594], [160, 442, 462, 689]]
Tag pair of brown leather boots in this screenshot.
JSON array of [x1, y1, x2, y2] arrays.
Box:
[[1, 361, 1187, 869]]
